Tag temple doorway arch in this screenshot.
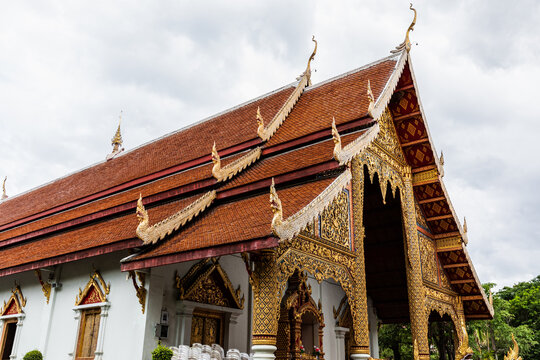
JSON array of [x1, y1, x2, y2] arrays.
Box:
[[427, 311, 458, 360]]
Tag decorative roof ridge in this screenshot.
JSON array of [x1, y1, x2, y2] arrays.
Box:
[[332, 119, 380, 165], [1, 83, 298, 204], [135, 190, 216, 245], [257, 37, 317, 142], [369, 50, 408, 120], [304, 52, 401, 93], [212, 145, 262, 182], [271, 169, 352, 241]]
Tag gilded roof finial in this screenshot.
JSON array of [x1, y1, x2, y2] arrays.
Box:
[[305, 36, 317, 85], [106, 111, 125, 160], [439, 151, 445, 177], [256, 106, 265, 139], [504, 334, 522, 360], [489, 289, 493, 307], [391, 3, 417, 54], [270, 178, 283, 232], [367, 80, 375, 117], [331, 117, 342, 161], [463, 217, 468, 233], [1, 176, 7, 200]]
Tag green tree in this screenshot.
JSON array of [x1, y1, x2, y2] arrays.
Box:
[[467, 280, 539, 359]]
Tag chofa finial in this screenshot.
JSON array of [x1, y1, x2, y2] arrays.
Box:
[[331, 117, 342, 161], [256, 106, 265, 139], [367, 80, 375, 117], [504, 334, 522, 360], [305, 36, 318, 85], [106, 111, 125, 160], [270, 178, 283, 231], [391, 3, 417, 54], [1, 176, 7, 200]]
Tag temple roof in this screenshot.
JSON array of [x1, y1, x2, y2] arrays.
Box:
[[0, 46, 492, 319]]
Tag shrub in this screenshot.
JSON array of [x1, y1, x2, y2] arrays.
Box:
[[23, 350, 43, 360], [151, 342, 173, 360]]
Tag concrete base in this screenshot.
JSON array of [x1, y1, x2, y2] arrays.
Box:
[[350, 353, 371, 360], [252, 345, 277, 360]]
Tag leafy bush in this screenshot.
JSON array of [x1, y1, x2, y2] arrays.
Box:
[[23, 350, 43, 360], [152, 342, 173, 360]]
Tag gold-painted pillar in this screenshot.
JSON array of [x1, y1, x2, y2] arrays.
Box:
[[251, 249, 279, 359], [454, 296, 473, 359], [401, 168, 430, 360], [350, 159, 371, 359]]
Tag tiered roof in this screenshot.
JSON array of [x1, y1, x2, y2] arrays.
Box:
[[0, 37, 492, 318]]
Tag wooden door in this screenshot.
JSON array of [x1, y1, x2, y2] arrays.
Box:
[[190, 309, 224, 346], [76, 308, 101, 360]]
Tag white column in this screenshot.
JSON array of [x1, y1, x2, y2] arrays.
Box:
[[335, 326, 349, 360], [367, 297, 379, 359], [251, 344, 277, 360], [174, 301, 195, 346], [8, 314, 25, 360], [93, 303, 110, 360], [68, 310, 81, 359], [40, 284, 58, 358], [350, 354, 371, 360]]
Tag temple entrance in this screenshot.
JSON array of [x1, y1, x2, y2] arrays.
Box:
[[428, 312, 457, 360], [0, 319, 17, 360], [276, 271, 324, 360]]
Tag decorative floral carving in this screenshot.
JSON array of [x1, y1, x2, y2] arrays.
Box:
[[419, 234, 438, 284], [321, 190, 351, 248], [128, 271, 147, 314]]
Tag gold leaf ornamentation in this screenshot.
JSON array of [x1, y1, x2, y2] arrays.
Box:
[[136, 190, 216, 245], [212, 144, 262, 182]]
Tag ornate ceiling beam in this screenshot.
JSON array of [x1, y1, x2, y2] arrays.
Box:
[[450, 279, 475, 285], [401, 138, 429, 148], [426, 214, 453, 222], [461, 295, 484, 301], [418, 196, 446, 204], [392, 110, 422, 122], [443, 262, 469, 269]]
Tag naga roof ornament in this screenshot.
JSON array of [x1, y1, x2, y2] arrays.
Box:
[[1, 176, 7, 200], [331, 118, 380, 165], [136, 191, 216, 245], [256, 37, 317, 142], [391, 3, 417, 54], [504, 334, 522, 360], [270, 178, 283, 233], [106, 111, 125, 161], [211, 142, 262, 182], [367, 80, 375, 117], [439, 151, 445, 177]]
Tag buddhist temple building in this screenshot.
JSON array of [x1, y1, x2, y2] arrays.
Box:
[[0, 9, 492, 360]]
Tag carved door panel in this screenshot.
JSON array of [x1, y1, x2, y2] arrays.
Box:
[[190, 310, 224, 346], [76, 307, 101, 360]]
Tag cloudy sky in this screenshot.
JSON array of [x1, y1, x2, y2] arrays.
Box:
[[0, 1, 538, 289]]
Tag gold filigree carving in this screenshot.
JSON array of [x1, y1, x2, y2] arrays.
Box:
[[1, 283, 26, 316], [35, 270, 52, 304], [504, 334, 522, 360], [412, 169, 439, 185], [75, 270, 110, 306], [176, 258, 244, 309], [271, 170, 352, 241], [128, 271, 147, 314], [1, 176, 7, 200], [257, 37, 316, 142], [252, 249, 279, 345], [419, 234, 438, 284], [136, 190, 216, 245], [436, 236, 461, 250], [415, 201, 428, 228], [372, 108, 407, 167], [331, 119, 380, 165], [211, 143, 262, 182], [391, 3, 417, 54], [320, 190, 351, 248]]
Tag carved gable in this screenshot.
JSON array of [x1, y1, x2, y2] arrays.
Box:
[[419, 233, 438, 284], [320, 189, 352, 249], [176, 258, 244, 309], [1, 285, 26, 316], [75, 270, 110, 306], [373, 108, 407, 165]]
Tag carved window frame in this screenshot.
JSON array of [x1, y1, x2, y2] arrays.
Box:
[[0, 313, 25, 360], [69, 302, 110, 360]]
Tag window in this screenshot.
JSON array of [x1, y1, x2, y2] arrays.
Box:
[[0, 319, 17, 360], [76, 308, 101, 360]]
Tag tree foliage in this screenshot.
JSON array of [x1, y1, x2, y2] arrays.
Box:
[[467, 277, 539, 359]]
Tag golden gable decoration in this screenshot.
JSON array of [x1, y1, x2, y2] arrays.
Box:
[[1, 283, 26, 316], [175, 258, 244, 309], [75, 270, 110, 306], [320, 189, 351, 249]]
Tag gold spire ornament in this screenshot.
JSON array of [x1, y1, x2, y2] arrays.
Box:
[[439, 151, 445, 177], [256, 106, 265, 139], [504, 334, 522, 360], [391, 3, 417, 54], [367, 80, 375, 117], [463, 217, 468, 233], [1, 177, 7, 200], [489, 289, 493, 307], [106, 111, 125, 161], [270, 178, 283, 232], [305, 35, 318, 85]]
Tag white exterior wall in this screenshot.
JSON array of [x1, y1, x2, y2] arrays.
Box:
[[0, 252, 148, 360]]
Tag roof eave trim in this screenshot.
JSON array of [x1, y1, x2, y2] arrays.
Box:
[[273, 169, 352, 241]]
